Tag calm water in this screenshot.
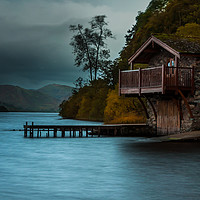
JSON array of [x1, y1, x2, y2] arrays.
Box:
[[1, 112, 200, 200]]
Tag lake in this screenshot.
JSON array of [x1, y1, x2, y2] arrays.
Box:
[[0, 112, 200, 200]]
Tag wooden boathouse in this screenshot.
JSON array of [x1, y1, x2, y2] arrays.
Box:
[[119, 35, 200, 135]]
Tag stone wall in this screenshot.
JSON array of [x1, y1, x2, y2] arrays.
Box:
[[146, 50, 200, 134], [148, 49, 174, 67]]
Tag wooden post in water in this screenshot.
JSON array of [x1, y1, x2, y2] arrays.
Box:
[[73, 129, 76, 137], [24, 122, 28, 138], [30, 122, 34, 138], [79, 128, 81, 137], [98, 127, 100, 137], [47, 128, 49, 138], [54, 128, 57, 138], [114, 127, 117, 136], [37, 128, 39, 138], [86, 128, 88, 137], [70, 128, 72, 138], [62, 129, 65, 138]]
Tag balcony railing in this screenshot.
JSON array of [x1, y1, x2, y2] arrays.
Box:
[[119, 65, 194, 95]]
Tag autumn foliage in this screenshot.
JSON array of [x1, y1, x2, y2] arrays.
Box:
[[60, 0, 200, 123], [104, 86, 146, 124]]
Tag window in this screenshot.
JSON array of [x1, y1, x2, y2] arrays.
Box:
[[167, 58, 175, 74], [167, 58, 175, 67]]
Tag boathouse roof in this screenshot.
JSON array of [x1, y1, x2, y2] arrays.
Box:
[[128, 34, 200, 64]]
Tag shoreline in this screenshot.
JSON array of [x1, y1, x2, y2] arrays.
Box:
[[157, 131, 200, 142]]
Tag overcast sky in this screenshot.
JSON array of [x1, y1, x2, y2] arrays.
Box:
[[0, 0, 150, 89]]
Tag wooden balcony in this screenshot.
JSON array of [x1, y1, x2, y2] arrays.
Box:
[[119, 65, 194, 96]]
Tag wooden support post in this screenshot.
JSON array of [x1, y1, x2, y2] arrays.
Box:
[[120, 127, 123, 136], [73, 129, 76, 137], [30, 122, 34, 138], [86, 128, 88, 137], [37, 128, 39, 138], [114, 128, 117, 136], [98, 127, 100, 137], [162, 64, 165, 94], [47, 128, 49, 137], [192, 66, 195, 95], [40, 131, 41, 137], [91, 128, 93, 137], [119, 69, 121, 96], [79, 128, 82, 137], [178, 89, 194, 118], [175, 56, 178, 93], [139, 68, 141, 96], [70, 128, 72, 138], [24, 122, 28, 138], [54, 128, 57, 138], [62, 129, 65, 138], [137, 96, 149, 119]]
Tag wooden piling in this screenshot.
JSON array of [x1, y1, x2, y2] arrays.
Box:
[[37, 128, 39, 138], [86, 128, 88, 137], [91, 128, 94, 137], [114, 128, 117, 136], [62, 129, 65, 138], [70, 128, 72, 138], [47, 128, 49, 138], [98, 127, 100, 137], [30, 122, 34, 138], [73, 129, 76, 137], [24, 122, 28, 137], [54, 128, 57, 138]]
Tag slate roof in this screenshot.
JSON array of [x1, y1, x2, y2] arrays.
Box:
[[128, 34, 200, 64], [153, 34, 200, 54]]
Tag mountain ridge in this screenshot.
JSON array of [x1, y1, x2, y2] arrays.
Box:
[[0, 84, 73, 112]]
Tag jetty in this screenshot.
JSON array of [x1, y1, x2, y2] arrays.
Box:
[[23, 122, 149, 138]]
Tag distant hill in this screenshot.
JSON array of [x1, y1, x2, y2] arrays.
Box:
[[37, 84, 73, 103], [0, 84, 73, 112], [0, 105, 8, 112]]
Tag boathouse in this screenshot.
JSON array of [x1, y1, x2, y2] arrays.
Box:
[[119, 35, 200, 135]]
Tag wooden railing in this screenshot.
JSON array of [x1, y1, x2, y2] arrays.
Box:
[[119, 65, 194, 95]]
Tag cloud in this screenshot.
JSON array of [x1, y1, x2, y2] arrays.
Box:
[[0, 0, 150, 88]]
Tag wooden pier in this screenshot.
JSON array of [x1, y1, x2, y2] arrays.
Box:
[[24, 122, 149, 138]]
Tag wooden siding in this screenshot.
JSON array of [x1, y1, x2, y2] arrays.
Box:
[[157, 100, 180, 135]]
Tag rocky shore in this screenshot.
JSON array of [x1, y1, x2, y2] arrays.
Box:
[[158, 131, 200, 142]]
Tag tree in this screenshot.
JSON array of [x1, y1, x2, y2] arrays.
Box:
[[69, 15, 114, 82], [176, 23, 200, 37]]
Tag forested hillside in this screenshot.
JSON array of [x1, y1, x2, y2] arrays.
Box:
[[59, 0, 200, 123]]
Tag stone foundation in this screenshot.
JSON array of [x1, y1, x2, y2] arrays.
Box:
[[146, 52, 200, 135]]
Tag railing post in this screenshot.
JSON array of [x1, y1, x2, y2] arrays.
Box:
[[192, 66, 195, 95], [139, 68, 141, 96], [175, 56, 178, 91], [162, 64, 165, 94], [119, 69, 121, 96]]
